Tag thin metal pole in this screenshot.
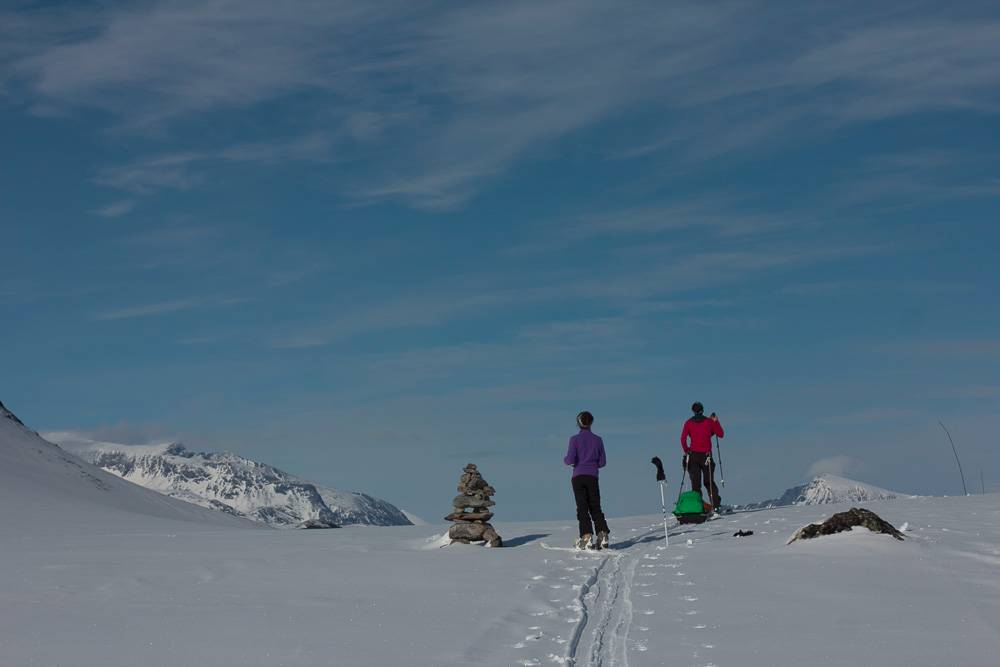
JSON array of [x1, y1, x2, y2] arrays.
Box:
[[659, 481, 670, 547], [981, 469, 986, 495], [939, 421, 968, 496], [677, 458, 687, 503], [715, 435, 726, 488]]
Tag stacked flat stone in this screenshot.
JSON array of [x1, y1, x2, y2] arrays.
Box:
[[446, 463, 502, 547]]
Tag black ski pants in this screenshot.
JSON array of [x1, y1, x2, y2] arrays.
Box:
[[571, 474, 610, 538], [687, 451, 721, 507]]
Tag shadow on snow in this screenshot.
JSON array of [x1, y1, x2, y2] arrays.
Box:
[[503, 533, 551, 548]]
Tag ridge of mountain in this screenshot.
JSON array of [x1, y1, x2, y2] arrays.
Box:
[[0, 400, 252, 531], [49, 432, 411, 528], [735, 473, 903, 511]]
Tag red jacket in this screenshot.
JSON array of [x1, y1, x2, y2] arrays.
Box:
[[681, 416, 724, 454]]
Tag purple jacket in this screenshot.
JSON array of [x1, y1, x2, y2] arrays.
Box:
[[564, 429, 607, 478]]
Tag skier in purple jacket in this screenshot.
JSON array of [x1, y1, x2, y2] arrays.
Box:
[[564, 411, 610, 549]]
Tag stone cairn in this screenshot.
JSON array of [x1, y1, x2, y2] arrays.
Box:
[[446, 463, 502, 547]]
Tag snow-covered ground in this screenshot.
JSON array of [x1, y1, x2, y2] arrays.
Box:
[[3, 494, 999, 666], [3, 404, 998, 666]]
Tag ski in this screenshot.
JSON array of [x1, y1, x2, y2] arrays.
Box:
[[539, 542, 610, 554]]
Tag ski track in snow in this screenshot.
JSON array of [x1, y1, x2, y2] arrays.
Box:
[[518, 526, 669, 667], [516, 521, 733, 667]]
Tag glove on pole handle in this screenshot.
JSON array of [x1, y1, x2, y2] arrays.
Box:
[[651, 456, 666, 481]]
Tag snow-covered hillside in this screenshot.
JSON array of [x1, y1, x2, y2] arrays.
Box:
[[49, 433, 411, 528], [0, 400, 250, 533], [7, 399, 998, 666], [2, 473, 998, 666], [737, 473, 903, 510]]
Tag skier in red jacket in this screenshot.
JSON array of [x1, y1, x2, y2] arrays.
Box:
[[680, 402, 725, 509]]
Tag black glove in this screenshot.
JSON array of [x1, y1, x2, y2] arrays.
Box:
[[651, 456, 666, 481], [682, 453, 689, 469]]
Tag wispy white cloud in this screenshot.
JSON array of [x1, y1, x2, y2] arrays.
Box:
[[779, 281, 853, 297], [95, 153, 206, 194], [358, 327, 657, 394], [575, 199, 807, 240], [268, 286, 557, 348], [780, 279, 974, 297], [503, 196, 821, 260], [265, 264, 327, 288], [96, 133, 334, 194], [266, 237, 880, 349], [930, 385, 1000, 399], [6, 2, 394, 122], [92, 295, 249, 321], [92, 199, 136, 218], [42, 425, 177, 447], [575, 242, 886, 303], [834, 150, 1000, 209], [819, 408, 919, 425], [6, 1, 999, 209], [807, 455, 863, 478], [888, 338, 1000, 360], [92, 298, 207, 321], [515, 318, 632, 344]]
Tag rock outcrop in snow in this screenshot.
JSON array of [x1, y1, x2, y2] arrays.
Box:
[[788, 507, 905, 543], [49, 433, 412, 528], [738, 474, 901, 511]]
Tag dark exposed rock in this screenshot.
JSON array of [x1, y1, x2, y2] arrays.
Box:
[[482, 525, 502, 548], [452, 494, 495, 510], [449, 522, 488, 541], [788, 507, 905, 544], [0, 401, 26, 427], [444, 511, 493, 523], [300, 519, 340, 529]]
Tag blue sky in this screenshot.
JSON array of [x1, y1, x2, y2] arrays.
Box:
[[2, 1, 999, 521]]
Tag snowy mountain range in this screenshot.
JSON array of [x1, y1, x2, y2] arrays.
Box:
[[736, 473, 902, 510], [0, 400, 251, 532], [48, 433, 411, 528]]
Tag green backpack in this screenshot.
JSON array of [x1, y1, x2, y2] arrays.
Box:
[[674, 490, 708, 515]]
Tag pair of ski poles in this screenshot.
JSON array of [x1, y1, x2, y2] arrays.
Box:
[[650, 433, 726, 546]]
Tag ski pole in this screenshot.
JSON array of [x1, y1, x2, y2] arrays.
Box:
[[711, 412, 725, 488], [677, 454, 688, 503], [714, 435, 725, 487], [659, 480, 669, 547], [705, 453, 716, 512], [651, 457, 669, 547]]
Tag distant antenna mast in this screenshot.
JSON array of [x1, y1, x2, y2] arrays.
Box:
[[938, 421, 968, 496], [981, 468, 986, 495]]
